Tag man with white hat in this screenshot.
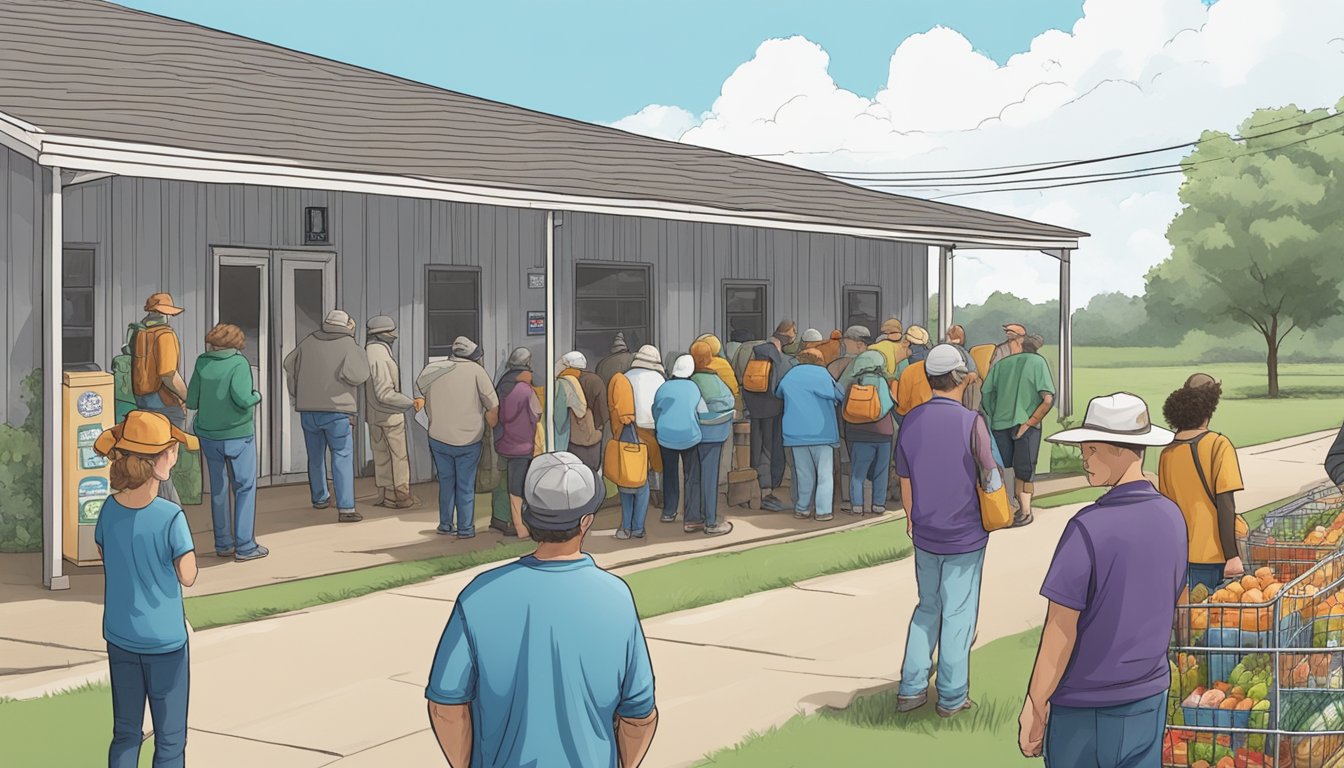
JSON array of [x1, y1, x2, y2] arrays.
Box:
[[417, 336, 499, 537], [426, 452, 658, 767], [283, 308, 371, 522], [1018, 393, 1185, 767], [364, 315, 418, 509], [625, 345, 666, 507]]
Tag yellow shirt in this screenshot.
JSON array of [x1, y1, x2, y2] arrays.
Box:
[[1158, 432, 1245, 564], [868, 339, 906, 376]]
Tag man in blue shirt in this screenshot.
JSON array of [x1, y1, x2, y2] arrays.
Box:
[[425, 451, 659, 767]]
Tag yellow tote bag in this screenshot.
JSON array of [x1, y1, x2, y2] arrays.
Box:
[[604, 425, 649, 489], [973, 417, 1013, 532]]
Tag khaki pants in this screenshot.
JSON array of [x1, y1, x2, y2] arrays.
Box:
[[369, 418, 411, 490]]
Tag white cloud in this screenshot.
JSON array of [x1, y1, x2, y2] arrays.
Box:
[[615, 0, 1344, 306], [609, 104, 699, 141]]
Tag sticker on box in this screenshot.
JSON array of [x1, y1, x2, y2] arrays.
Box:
[[77, 424, 108, 468], [76, 391, 104, 418], [77, 477, 109, 525]]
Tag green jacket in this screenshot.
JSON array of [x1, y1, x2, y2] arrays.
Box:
[[186, 349, 261, 440]]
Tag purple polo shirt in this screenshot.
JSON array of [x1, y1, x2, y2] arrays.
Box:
[[895, 396, 990, 555], [1041, 481, 1187, 708]]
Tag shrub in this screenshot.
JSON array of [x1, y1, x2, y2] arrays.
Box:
[[0, 369, 44, 552], [1049, 417, 1085, 475]]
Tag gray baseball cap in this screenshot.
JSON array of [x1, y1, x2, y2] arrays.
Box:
[[843, 325, 871, 341], [522, 452, 605, 531], [925, 344, 969, 377], [366, 315, 397, 337]]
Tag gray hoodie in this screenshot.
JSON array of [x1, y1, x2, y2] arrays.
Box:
[[283, 325, 371, 414]]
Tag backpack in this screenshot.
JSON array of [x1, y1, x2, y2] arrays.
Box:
[[743, 358, 772, 393], [895, 361, 933, 417], [131, 324, 177, 400], [561, 374, 601, 447], [843, 381, 882, 424]]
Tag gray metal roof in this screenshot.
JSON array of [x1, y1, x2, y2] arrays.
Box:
[[0, 0, 1086, 243]]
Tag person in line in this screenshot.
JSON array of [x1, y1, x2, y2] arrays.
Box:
[[1159, 373, 1246, 592], [981, 332, 1054, 528], [364, 315, 418, 510], [693, 333, 741, 398], [895, 345, 999, 719], [626, 345, 667, 509], [563, 352, 607, 472], [596, 332, 635, 386], [990, 322, 1027, 370], [494, 348, 542, 539], [724, 328, 754, 365], [840, 350, 895, 516], [730, 332, 767, 391], [426, 452, 658, 768], [129, 292, 191, 504], [417, 337, 500, 538], [609, 361, 653, 539], [944, 325, 982, 412], [798, 328, 826, 360], [1019, 393, 1183, 767], [690, 341, 736, 536], [553, 351, 592, 457], [92, 411, 200, 768], [777, 348, 844, 522], [652, 356, 704, 532], [869, 317, 909, 376], [186, 323, 266, 560], [742, 321, 796, 512], [827, 325, 872, 380], [283, 309, 371, 523], [897, 325, 932, 375]]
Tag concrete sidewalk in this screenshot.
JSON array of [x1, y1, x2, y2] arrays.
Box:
[[5, 431, 1332, 767]]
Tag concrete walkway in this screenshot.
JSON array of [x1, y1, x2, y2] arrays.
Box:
[[5, 431, 1335, 766]]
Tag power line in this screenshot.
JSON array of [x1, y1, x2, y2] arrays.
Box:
[[923, 122, 1344, 200], [769, 111, 1340, 181]]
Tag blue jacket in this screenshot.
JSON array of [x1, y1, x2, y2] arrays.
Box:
[[691, 371, 735, 444], [776, 364, 845, 447], [651, 379, 706, 451]]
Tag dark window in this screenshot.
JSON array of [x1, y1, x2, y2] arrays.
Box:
[[724, 283, 767, 341], [575, 264, 650, 365], [844, 288, 880, 336], [426, 267, 481, 358], [63, 248, 96, 368]]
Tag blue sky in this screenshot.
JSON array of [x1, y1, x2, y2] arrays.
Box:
[[116, 0, 1087, 124]]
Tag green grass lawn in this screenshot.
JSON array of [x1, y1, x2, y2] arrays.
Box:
[[698, 627, 1044, 767], [0, 683, 156, 767]]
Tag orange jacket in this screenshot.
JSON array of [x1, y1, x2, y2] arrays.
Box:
[[608, 371, 636, 429], [895, 360, 933, 416]]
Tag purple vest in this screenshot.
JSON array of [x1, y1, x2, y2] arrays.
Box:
[[496, 382, 539, 458]]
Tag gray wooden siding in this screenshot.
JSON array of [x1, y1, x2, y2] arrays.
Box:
[[0, 146, 42, 427], [60, 179, 924, 483]]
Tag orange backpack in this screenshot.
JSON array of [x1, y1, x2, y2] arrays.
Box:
[[843, 382, 882, 424], [895, 361, 933, 417], [742, 358, 773, 394], [131, 324, 177, 401]]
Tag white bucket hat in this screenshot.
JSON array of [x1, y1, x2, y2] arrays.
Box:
[[1048, 393, 1174, 447], [670, 354, 694, 379]]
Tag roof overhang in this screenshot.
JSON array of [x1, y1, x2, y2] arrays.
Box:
[[1, 110, 1082, 252]]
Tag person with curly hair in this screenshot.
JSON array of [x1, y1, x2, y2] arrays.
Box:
[[1158, 373, 1246, 592]]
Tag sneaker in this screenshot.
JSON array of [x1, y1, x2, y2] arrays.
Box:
[[847, 507, 863, 516], [215, 548, 235, 558], [816, 513, 834, 522], [489, 519, 516, 537], [234, 544, 269, 562], [456, 531, 476, 540], [660, 512, 678, 523], [793, 510, 812, 520], [871, 507, 887, 516], [761, 495, 785, 512], [683, 522, 705, 533], [839, 504, 853, 515], [313, 499, 331, 510], [937, 699, 975, 718], [436, 525, 456, 536], [338, 510, 363, 523], [632, 530, 646, 539], [704, 521, 734, 537], [897, 691, 928, 713], [615, 529, 631, 540], [1010, 512, 1034, 528]]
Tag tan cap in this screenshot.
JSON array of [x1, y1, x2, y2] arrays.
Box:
[[1184, 372, 1220, 390], [144, 292, 184, 316], [880, 318, 903, 334], [1003, 323, 1027, 336]]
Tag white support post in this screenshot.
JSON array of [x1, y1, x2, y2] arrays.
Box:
[[1058, 249, 1073, 420], [937, 246, 954, 340], [544, 211, 556, 452], [43, 166, 69, 590]]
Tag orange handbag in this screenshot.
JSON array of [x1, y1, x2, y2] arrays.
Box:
[[603, 425, 649, 489]]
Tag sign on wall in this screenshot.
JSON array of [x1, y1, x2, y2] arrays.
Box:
[[526, 311, 546, 336], [527, 272, 545, 290]]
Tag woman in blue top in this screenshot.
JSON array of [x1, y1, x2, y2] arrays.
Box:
[[841, 350, 896, 516], [93, 410, 199, 768], [690, 341, 736, 536], [651, 355, 705, 535]]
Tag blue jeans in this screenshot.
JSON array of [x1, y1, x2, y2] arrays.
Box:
[[660, 446, 693, 519], [791, 444, 834, 517], [685, 440, 725, 527], [108, 642, 189, 768], [1187, 562, 1222, 593], [1044, 690, 1167, 768], [621, 483, 650, 535], [848, 440, 892, 512], [300, 412, 355, 511], [199, 436, 259, 555], [899, 547, 986, 710], [429, 439, 482, 537]]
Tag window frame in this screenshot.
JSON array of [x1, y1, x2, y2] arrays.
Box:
[[62, 245, 98, 369], [842, 284, 882, 335], [573, 261, 654, 355], [423, 265, 483, 359], [721, 280, 769, 343]]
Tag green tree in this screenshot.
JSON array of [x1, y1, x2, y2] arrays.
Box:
[[1146, 102, 1344, 396]]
